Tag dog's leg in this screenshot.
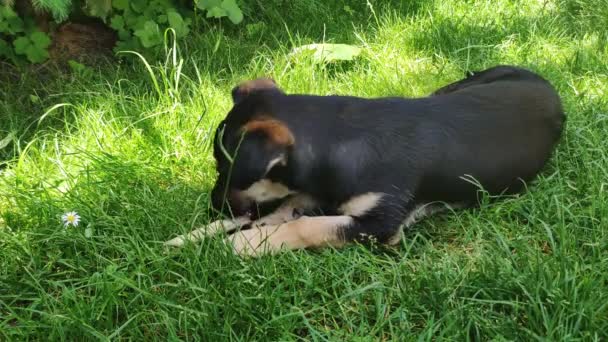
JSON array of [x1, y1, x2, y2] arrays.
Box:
[[227, 208, 407, 257], [164, 216, 251, 247], [164, 194, 317, 247], [228, 215, 352, 257], [228, 193, 413, 257], [248, 194, 317, 228]]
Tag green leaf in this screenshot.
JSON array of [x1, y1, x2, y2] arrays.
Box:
[[117, 30, 130, 40], [291, 43, 362, 63], [167, 11, 190, 37], [30, 31, 51, 49], [113, 0, 129, 10], [151, 0, 172, 7], [25, 44, 49, 63], [143, 6, 157, 20], [0, 6, 18, 18], [114, 37, 141, 53], [29, 94, 40, 103], [68, 60, 86, 72], [1, 9, 25, 34], [86, 0, 112, 19], [0, 38, 17, 62], [110, 15, 125, 30], [0, 132, 14, 150], [221, 0, 243, 24], [13, 36, 30, 55], [7, 15, 25, 33], [206, 6, 227, 18], [124, 9, 140, 27], [134, 20, 162, 48], [0, 8, 16, 31], [195, 0, 222, 10], [131, 0, 147, 13], [133, 15, 149, 30], [0, 39, 8, 56]]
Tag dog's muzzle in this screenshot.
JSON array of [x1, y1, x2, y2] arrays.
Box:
[[211, 186, 254, 218]]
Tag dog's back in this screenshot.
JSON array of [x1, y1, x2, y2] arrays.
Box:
[[432, 65, 552, 95], [267, 66, 565, 205], [416, 66, 565, 203]]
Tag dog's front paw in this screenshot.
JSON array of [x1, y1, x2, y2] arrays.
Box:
[[164, 235, 186, 247], [163, 217, 252, 249]]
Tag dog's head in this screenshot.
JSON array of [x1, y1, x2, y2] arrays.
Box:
[[210, 78, 294, 217]]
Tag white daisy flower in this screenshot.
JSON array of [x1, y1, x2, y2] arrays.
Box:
[[62, 211, 81, 227]]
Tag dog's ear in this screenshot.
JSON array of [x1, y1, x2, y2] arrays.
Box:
[[231, 78, 281, 104], [242, 118, 295, 146]]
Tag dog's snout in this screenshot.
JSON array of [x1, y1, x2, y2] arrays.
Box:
[[211, 186, 253, 217], [229, 190, 253, 217]]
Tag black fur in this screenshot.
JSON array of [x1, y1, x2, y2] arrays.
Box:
[[211, 65, 565, 244]]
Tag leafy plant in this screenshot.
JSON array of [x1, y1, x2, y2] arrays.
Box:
[[108, 0, 193, 53], [0, 0, 245, 65], [83, 0, 111, 19], [0, 6, 20, 61], [195, 0, 243, 24], [106, 0, 243, 53], [1, 4, 51, 63], [13, 30, 51, 62], [0, 5, 23, 34]]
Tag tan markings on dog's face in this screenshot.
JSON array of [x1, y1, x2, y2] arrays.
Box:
[[243, 118, 295, 146], [229, 215, 353, 257], [338, 192, 384, 217], [240, 179, 296, 203]]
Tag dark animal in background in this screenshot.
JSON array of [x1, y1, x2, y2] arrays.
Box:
[[165, 65, 565, 257]]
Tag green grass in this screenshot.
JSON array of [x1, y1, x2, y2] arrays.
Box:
[[1, 0, 607, 339]]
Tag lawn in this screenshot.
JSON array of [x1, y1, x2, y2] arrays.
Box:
[[1, 0, 607, 339]]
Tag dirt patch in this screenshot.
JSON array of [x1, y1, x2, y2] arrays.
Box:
[[49, 21, 118, 63]]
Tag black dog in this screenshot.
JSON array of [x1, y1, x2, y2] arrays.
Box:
[[165, 65, 565, 257]]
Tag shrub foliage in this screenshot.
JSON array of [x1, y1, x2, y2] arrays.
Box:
[[0, 0, 244, 64]]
